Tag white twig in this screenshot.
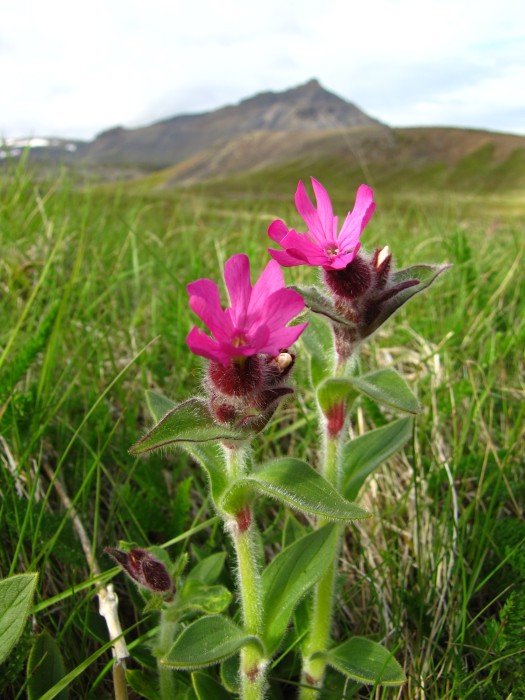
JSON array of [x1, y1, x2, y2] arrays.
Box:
[[42, 463, 130, 672]]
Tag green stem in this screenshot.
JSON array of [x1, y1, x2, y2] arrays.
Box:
[[224, 445, 268, 700], [158, 611, 177, 700], [300, 430, 344, 699]]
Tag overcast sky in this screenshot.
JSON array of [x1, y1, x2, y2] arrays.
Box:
[[2, 0, 524, 141]]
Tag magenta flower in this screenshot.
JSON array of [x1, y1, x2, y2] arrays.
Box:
[[187, 254, 307, 366], [268, 178, 376, 271]]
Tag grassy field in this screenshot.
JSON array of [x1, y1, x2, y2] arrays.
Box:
[[1, 158, 524, 699]]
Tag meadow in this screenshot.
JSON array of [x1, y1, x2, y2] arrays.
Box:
[[1, 157, 524, 699]]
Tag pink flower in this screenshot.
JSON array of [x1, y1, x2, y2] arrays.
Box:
[[268, 178, 376, 271], [187, 254, 307, 366]]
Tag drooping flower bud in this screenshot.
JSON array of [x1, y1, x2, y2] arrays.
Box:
[[105, 547, 175, 597]]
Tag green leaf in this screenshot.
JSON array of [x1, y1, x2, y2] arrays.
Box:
[[282, 512, 305, 548], [317, 377, 359, 414], [0, 572, 38, 664], [145, 390, 177, 422], [219, 458, 370, 521], [145, 393, 234, 502], [295, 265, 450, 343], [175, 579, 232, 615], [366, 263, 451, 337], [220, 655, 240, 694], [182, 442, 229, 503], [162, 615, 262, 669], [130, 397, 251, 454], [292, 284, 348, 326], [125, 669, 162, 700], [27, 631, 68, 700], [187, 552, 227, 584], [314, 636, 406, 686], [342, 417, 413, 500], [192, 672, 232, 700], [261, 524, 338, 654], [301, 313, 336, 387], [348, 368, 420, 414]]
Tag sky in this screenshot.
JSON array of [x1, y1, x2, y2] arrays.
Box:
[[2, 0, 524, 141]]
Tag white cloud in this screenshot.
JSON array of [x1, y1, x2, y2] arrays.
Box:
[[1, 0, 524, 138]]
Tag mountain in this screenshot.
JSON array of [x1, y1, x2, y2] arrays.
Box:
[[3, 80, 524, 196], [81, 79, 384, 168], [139, 125, 525, 195]]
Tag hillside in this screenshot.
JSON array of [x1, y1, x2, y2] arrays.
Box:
[[138, 126, 525, 195], [3, 79, 524, 199], [82, 79, 383, 168]]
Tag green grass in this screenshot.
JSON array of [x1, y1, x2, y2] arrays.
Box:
[[1, 159, 524, 698]]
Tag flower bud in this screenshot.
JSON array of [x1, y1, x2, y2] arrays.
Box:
[[324, 253, 373, 301], [372, 246, 392, 289], [206, 350, 297, 434], [265, 351, 296, 384], [105, 547, 175, 597], [208, 356, 263, 397]]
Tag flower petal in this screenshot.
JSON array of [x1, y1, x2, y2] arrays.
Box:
[[311, 178, 335, 239], [295, 182, 326, 245], [268, 248, 307, 267], [268, 219, 289, 244], [224, 254, 252, 328], [187, 279, 231, 341], [249, 259, 284, 318], [186, 327, 230, 366], [338, 184, 376, 251], [279, 230, 328, 263], [254, 288, 305, 334], [259, 322, 308, 355], [294, 179, 317, 228]]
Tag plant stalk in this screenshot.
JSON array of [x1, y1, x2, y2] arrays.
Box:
[[158, 610, 177, 700], [224, 445, 268, 699], [300, 428, 344, 698]]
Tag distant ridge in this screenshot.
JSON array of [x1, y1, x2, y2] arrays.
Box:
[[82, 79, 385, 168], [2, 80, 524, 196]]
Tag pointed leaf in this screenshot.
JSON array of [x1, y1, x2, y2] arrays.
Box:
[[301, 314, 336, 386], [314, 636, 406, 686], [182, 442, 228, 503], [125, 669, 162, 700], [282, 512, 305, 548], [144, 392, 230, 501], [175, 579, 232, 615], [295, 265, 450, 342], [130, 397, 250, 454], [220, 655, 240, 694], [261, 524, 338, 654], [162, 615, 262, 669], [192, 672, 231, 700], [187, 552, 227, 584], [125, 671, 161, 700], [146, 390, 177, 422], [0, 573, 38, 664], [219, 458, 370, 521], [364, 263, 451, 337], [27, 631, 68, 700], [342, 417, 413, 500], [349, 369, 420, 414], [317, 377, 359, 414], [292, 284, 348, 325]]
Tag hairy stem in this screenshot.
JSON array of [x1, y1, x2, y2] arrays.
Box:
[[224, 445, 268, 699], [158, 610, 177, 700], [300, 429, 343, 698]]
